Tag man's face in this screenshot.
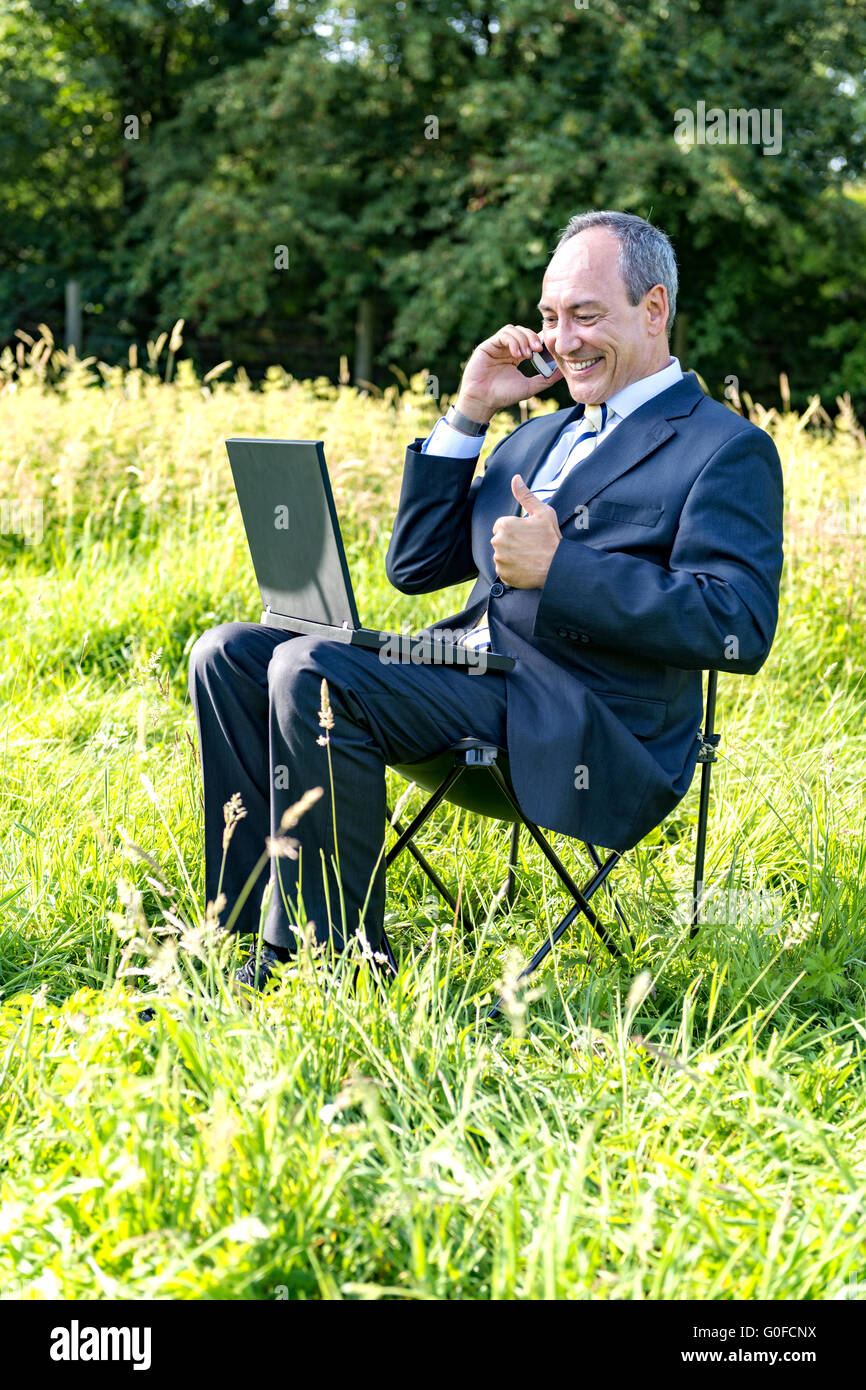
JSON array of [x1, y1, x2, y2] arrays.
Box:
[[538, 226, 670, 404]]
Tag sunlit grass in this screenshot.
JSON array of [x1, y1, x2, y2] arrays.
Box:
[[0, 330, 864, 1299]]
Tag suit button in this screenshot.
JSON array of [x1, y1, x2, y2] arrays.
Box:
[[578, 633, 590, 644], [556, 626, 568, 638], [490, 581, 505, 597]]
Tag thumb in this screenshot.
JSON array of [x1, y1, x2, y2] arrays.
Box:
[[511, 473, 546, 515]]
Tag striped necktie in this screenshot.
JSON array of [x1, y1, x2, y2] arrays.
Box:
[[550, 401, 608, 483]]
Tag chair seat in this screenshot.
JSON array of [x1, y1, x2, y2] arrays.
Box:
[[390, 739, 521, 823]]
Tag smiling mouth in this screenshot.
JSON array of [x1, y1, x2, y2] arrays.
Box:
[[563, 356, 604, 375]]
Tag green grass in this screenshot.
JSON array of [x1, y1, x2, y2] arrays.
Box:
[[0, 334, 865, 1299]]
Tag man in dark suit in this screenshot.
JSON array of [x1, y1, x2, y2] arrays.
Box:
[[189, 210, 784, 987]]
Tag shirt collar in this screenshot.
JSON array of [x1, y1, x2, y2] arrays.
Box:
[[604, 356, 684, 422]]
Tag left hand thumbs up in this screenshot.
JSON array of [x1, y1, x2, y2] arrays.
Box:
[[490, 474, 563, 590]]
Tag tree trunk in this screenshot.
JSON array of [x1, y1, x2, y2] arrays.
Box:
[[65, 279, 82, 355], [354, 296, 375, 386]]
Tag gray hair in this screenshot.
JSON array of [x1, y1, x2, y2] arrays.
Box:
[[554, 210, 678, 332]]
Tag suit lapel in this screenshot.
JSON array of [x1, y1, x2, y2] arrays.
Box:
[[548, 373, 705, 526]]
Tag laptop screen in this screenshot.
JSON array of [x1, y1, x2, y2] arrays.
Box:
[[226, 438, 360, 629]]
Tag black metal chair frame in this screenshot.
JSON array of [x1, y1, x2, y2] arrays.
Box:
[[381, 670, 720, 1020]]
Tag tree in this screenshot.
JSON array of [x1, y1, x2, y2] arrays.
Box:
[[0, 0, 290, 346], [3, 0, 866, 407]]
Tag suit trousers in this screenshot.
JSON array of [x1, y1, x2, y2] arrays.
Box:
[[187, 622, 509, 953]]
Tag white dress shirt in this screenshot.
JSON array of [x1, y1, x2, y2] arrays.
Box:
[[420, 356, 684, 649]]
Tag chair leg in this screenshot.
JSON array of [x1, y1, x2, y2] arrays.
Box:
[[690, 759, 714, 939], [386, 804, 459, 914], [486, 763, 623, 960], [487, 848, 623, 1021], [385, 773, 476, 946], [385, 766, 629, 998], [691, 669, 718, 940], [502, 822, 520, 906], [585, 842, 633, 947], [385, 766, 464, 866]]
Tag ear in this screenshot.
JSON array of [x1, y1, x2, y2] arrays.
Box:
[[645, 283, 669, 338]]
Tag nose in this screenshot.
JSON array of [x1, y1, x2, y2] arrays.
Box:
[[548, 321, 584, 359]]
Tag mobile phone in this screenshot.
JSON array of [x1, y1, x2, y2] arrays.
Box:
[[516, 346, 558, 380]]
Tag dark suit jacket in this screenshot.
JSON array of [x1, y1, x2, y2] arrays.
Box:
[[385, 372, 784, 851]]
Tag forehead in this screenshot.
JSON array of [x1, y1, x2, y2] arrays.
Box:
[[541, 226, 626, 306]]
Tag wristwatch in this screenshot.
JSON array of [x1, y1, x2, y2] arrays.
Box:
[[445, 404, 490, 436]]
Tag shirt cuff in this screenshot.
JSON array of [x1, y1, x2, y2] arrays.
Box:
[[421, 416, 485, 459]]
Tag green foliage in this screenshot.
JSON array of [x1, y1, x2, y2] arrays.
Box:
[[2, 0, 866, 402]]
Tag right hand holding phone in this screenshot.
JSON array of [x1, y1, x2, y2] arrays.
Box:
[[454, 324, 563, 424]]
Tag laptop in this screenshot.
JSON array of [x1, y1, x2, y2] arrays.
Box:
[[225, 438, 515, 672]]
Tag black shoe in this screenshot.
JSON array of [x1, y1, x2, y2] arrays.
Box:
[[234, 943, 288, 991]]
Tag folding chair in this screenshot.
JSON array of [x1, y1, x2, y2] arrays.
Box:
[[381, 670, 720, 1019]]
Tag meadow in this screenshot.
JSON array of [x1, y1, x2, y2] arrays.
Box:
[[0, 326, 864, 1300]]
